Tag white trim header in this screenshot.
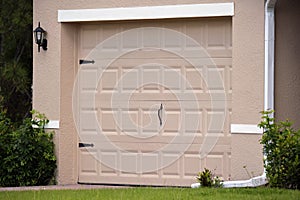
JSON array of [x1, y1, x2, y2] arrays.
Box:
[[231, 124, 263, 134], [58, 3, 234, 22]]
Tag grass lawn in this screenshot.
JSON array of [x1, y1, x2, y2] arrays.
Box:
[[0, 187, 299, 200]]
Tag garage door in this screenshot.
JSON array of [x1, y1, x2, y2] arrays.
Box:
[[75, 18, 232, 186]]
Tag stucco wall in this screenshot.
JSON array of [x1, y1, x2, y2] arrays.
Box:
[[33, 1, 61, 120], [33, 0, 265, 184], [230, 0, 264, 180], [275, 0, 300, 129]]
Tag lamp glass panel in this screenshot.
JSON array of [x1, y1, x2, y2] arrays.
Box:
[[37, 32, 42, 43]]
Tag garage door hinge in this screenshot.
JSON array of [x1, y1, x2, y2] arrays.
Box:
[[79, 143, 94, 148], [79, 59, 95, 65]]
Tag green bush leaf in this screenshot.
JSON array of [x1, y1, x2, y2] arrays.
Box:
[[0, 109, 56, 187], [259, 110, 300, 189]]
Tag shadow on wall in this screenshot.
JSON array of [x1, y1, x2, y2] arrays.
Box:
[[275, 0, 300, 129]]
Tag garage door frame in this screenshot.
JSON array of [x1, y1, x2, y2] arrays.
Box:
[[69, 3, 233, 186]]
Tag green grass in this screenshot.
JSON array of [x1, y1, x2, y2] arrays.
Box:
[[0, 187, 299, 200]]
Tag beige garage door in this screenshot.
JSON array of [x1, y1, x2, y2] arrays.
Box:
[[76, 18, 232, 186]]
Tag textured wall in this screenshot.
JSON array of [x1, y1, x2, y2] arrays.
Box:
[[275, 0, 300, 129], [230, 0, 264, 180], [33, 0, 265, 184]]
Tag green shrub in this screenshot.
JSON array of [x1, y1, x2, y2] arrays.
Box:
[[258, 110, 300, 189], [0, 109, 57, 187], [196, 168, 223, 188]]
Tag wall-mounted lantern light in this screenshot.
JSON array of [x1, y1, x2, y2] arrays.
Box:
[[33, 22, 47, 52]]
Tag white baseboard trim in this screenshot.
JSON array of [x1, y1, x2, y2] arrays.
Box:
[[32, 120, 59, 129], [231, 124, 263, 134], [45, 120, 60, 129]]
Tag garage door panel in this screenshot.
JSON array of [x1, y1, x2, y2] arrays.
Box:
[[120, 109, 139, 133], [95, 135, 202, 144], [83, 101, 231, 142], [163, 110, 181, 134], [79, 149, 98, 175], [80, 26, 98, 51], [100, 151, 119, 175], [89, 58, 232, 102], [99, 109, 119, 133], [79, 69, 98, 90], [185, 23, 205, 47], [121, 68, 139, 91], [78, 144, 231, 185], [122, 26, 140, 49], [161, 153, 181, 177], [81, 49, 232, 60], [120, 152, 139, 173], [140, 108, 160, 134], [100, 68, 119, 91], [183, 154, 203, 178], [142, 28, 162, 48], [207, 22, 227, 48], [78, 18, 232, 186], [80, 91, 96, 109], [80, 110, 98, 131], [95, 93, 231, 102], [85, 139, 231, 153], [101, 26, 121, 51], [205, 155, 224, 176], [82, 58, 231, 70], [81, 101, 231, 141], [78, 18, 232, 59], [140, 152, 160, 174]]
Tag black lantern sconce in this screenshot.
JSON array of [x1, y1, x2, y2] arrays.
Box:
[[33, 22, 47, 52]]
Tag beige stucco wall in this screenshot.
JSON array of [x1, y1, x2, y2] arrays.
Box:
[[33, 1, 61, 120], [230, 0, 264, 180], [275, 0, 300, 129], [33, 0, 265, 185]]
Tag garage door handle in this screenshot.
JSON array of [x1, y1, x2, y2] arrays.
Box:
[[79, 143, 94, 148], [79, 59, 95, 65], [158, 103, 163, 126]]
